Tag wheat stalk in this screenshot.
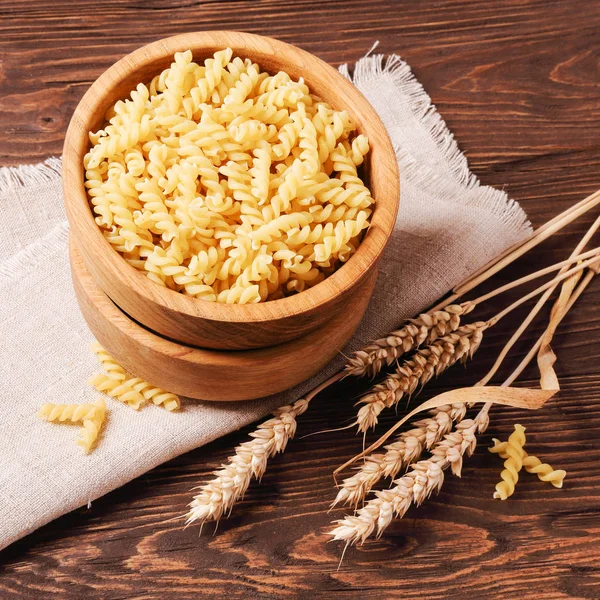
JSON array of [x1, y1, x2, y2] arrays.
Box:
[[353, 253, 600, 434], [442, 188, 600, 307], [180, 194, 599, 535], [343, 245, 599, 381], [185, 397, 309, 528], [332, 402, 467, 508], [344, 303, 473, 378], [330, 408, 490, 545], [356, 321, 487, 432], [331, 234, 600, 547]]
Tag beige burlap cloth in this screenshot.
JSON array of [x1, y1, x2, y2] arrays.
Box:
[[0, 55, 532, 550]]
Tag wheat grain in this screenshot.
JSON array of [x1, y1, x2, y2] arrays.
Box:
[[185, 398, 309, 529], [356, 322, 487, 432], [344, 303, 473, 378], [330, 408, 489, 545], [332, 402, 467, 508]]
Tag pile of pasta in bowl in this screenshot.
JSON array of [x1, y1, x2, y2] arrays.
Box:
[[84, 48, 374, 304]]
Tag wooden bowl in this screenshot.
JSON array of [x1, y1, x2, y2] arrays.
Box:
[[71, 241, 376, 401], [63, 31, 399, 350]]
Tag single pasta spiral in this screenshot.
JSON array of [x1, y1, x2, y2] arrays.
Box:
[[89, 373, 147, 410], [492, 424, 526, 500], [313, 211, 370, 263], [522, 455, 566, 488], [312, 104, 352, 162], [91, 340, 126, 381], [128, 379, 180, 411], [77, 398, 107, 454]]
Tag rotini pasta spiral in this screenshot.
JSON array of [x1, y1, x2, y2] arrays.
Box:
[[522, 455, 566, 488], [38, 402, 99, 423], [272, 110, 303, 160], [88, 373, 147, 410], [122, 378, 181, 411], [89, 342, 181, 412], [489, 439, 566, 489], [312, 211, 370, 263], [38, 398, 106, 454], [77, 398, 106, 454], [85, 48, 374, 304], [249, 140, 272, 205], [349, 134, 370, 166], [312, 104, 353, 162], [91, 341, 126, 381], [492, 424, 526, 500]]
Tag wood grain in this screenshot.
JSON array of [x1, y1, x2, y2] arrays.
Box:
[[1, 0, 600, 598], [70, 240, 377, 401], [63, 30, 399, 350]]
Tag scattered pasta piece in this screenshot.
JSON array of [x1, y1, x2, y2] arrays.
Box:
[[91, 340, 126, 381], [522, 455, 566, 488], [38, 398, 106, 454], [38, 401, 99, 423], [89, 342, 181, 411], [492, 424, 526, 500], [88, 372, 147, 410], [76, 398, 106, 454], [489, 438, 566, 489], [129, 379, 180, 411], [84, 49, 374, 304]]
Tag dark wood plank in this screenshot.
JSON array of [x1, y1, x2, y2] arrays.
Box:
[[1, 0, 599, 598]]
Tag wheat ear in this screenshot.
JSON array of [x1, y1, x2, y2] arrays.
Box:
[[330, 409, 489, 545], [185, 398, 309, 529], [342, 248, 598, 381], [356, 322, 487, 432], [331, 233, 598, 546], [332, 402, 467, 508], [344, 303, 473, 378]]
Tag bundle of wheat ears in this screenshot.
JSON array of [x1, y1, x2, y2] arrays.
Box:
[[185, 189, 600, 547]]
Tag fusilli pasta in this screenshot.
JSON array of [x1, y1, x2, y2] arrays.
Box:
[[38, 398, 106, 454], [77, 398, 106, 454], [492, 424, 526, 500], [489, 438, 566, 489], [90, 342, 181, 412], [38, 402, 99, 423], [85, 48, 373, 303]]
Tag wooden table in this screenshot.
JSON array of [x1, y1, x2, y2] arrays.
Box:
[[1, 1, 599, 598]]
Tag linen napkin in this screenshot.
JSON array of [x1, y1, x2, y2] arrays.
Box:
[[0, 54, 532, 551]]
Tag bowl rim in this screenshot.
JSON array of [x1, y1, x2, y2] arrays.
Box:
[[63, 30, 399, 324]]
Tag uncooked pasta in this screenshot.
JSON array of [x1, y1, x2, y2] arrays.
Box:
[[489, 437, 566, 489], [38, 397, 106, 454], [76, 398, 106, 454], [84, 49, 374, 304], [492, 423, 526, 500], [89, 342, 181, 411]]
